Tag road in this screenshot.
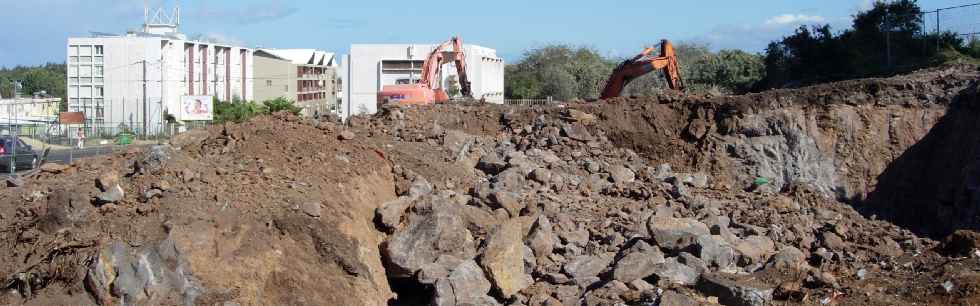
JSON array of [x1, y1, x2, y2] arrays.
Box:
[[2, 146, 137, 176]]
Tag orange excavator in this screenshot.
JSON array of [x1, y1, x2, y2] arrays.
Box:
[[377, 36, 472, 106], [600, 39, 684, 99]]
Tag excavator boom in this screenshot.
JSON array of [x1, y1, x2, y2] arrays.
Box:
[[600, 39, 683, 99]]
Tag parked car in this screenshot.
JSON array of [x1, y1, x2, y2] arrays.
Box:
[[0, 136, 39, 171]]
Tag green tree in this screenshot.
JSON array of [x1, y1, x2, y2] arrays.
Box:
[[504, 45, 614, 100], [761, 0, 974, 87]]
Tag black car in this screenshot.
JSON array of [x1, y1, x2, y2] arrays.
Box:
[[0, 136, 39, 171]]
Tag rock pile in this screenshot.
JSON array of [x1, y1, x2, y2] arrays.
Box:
[[375, 107, 935, 306]]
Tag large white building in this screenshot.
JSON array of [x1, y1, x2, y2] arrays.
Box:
[[66, 7, 253, 134], [341, 43, 504, 119]]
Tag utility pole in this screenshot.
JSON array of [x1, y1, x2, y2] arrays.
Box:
[[142, 60, 148, 137], [885, 13, 892, 69], [8, 80, 16, 175]]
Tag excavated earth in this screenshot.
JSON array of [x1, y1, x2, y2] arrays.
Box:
[[3, 64, 980, 306]]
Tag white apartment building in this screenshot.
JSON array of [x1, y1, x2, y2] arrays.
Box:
[[66, 7, 253, 134], [341, 43, 504, 119]]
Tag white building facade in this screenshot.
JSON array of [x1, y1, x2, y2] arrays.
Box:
[[66, 9, 252, 134], [341, 43, 504, 119]]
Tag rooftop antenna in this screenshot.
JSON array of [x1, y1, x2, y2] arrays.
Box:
[[141, 0, 181, 36]]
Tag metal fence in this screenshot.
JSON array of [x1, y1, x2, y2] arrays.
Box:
[[504, 97, 556, 106], [0, 119, 212, 176], [882, 2, 980, 66], [922, 3, 980, 41]]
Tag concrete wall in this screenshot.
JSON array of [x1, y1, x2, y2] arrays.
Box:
[[342, 43, 505, 120]]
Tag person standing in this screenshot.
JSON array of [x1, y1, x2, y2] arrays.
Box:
[[76, 128, 85, 149]]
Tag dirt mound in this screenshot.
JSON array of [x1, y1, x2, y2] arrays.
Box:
[[3, 64, 980, 306], [0, 113, 397, 305]]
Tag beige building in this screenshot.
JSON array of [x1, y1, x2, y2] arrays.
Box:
[[254, 49, 338, 117]]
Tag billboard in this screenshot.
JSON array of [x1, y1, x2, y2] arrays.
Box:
[[179, 96, 213, 121]]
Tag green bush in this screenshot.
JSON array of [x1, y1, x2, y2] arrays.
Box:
[[214, 98, 268, 123], [263, 97, 302, 115], [211, 97, 301, 123]]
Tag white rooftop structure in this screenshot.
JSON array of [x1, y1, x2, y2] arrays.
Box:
[[259, 49, 337, 67]]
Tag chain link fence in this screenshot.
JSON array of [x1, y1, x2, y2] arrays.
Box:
[[923, 3, 980, 41], [0, 119, 212, 176]]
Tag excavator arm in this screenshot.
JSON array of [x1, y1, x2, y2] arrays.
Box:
[[600, 39, 683, 99], [451, 37, 472, 97]]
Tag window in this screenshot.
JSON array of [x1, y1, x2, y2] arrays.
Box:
[[79, 46, 92, 56], [68, 65, 78, 76], [80, 56, 92, 63], [69, 86, 79, 98], [94, 77, 103, 84], [94, 86, 104, 98], [70, 56, 79, 63], [266, 80, 272, 87], [69, 77, 79, 85], [95, 56, 103, 63], [80, 86, 92, 98], [82, 77, 92, 84], [79, 66, 92, 77], [94, 46, 103, 55], [69, 46, 79, 56], [94, 66, 103, 76]]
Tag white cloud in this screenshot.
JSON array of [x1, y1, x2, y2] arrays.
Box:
[[692, 13, 846, 52], [857, 0, 876, 12], [765, 14, 827, 25]]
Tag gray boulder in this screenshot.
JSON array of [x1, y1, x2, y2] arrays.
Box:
[[38, 189, 91, 234], [612, 241, 666, 282], [489, 191, 524, 217], [434, 260, 497, 306], [652, 257, 700, 286], [608, 165, 636, 184], [526, 215, 556, 259], [477, 154, 508, 175], [376, 197, 414, 231], [695, 235, 737, 271], [563, 253, 615, 282], [734, 236, 776, 266], [696, 273, 773, 306], [480, 218, 532, 298], [97, 185, 125, 204], [86, 239, 203, 306], [386, 201, 476, 278], [766, 246, 807, 270], [561, 123, 595, 142], [647, 214, 710, 252]]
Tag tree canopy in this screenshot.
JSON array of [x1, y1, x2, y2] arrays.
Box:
[[0, 63, 66, 102], [762, 0, 972, 87], [504, 43, 764, 100]]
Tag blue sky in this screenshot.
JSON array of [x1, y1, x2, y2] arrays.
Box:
[[0, 0, 973, 68]]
